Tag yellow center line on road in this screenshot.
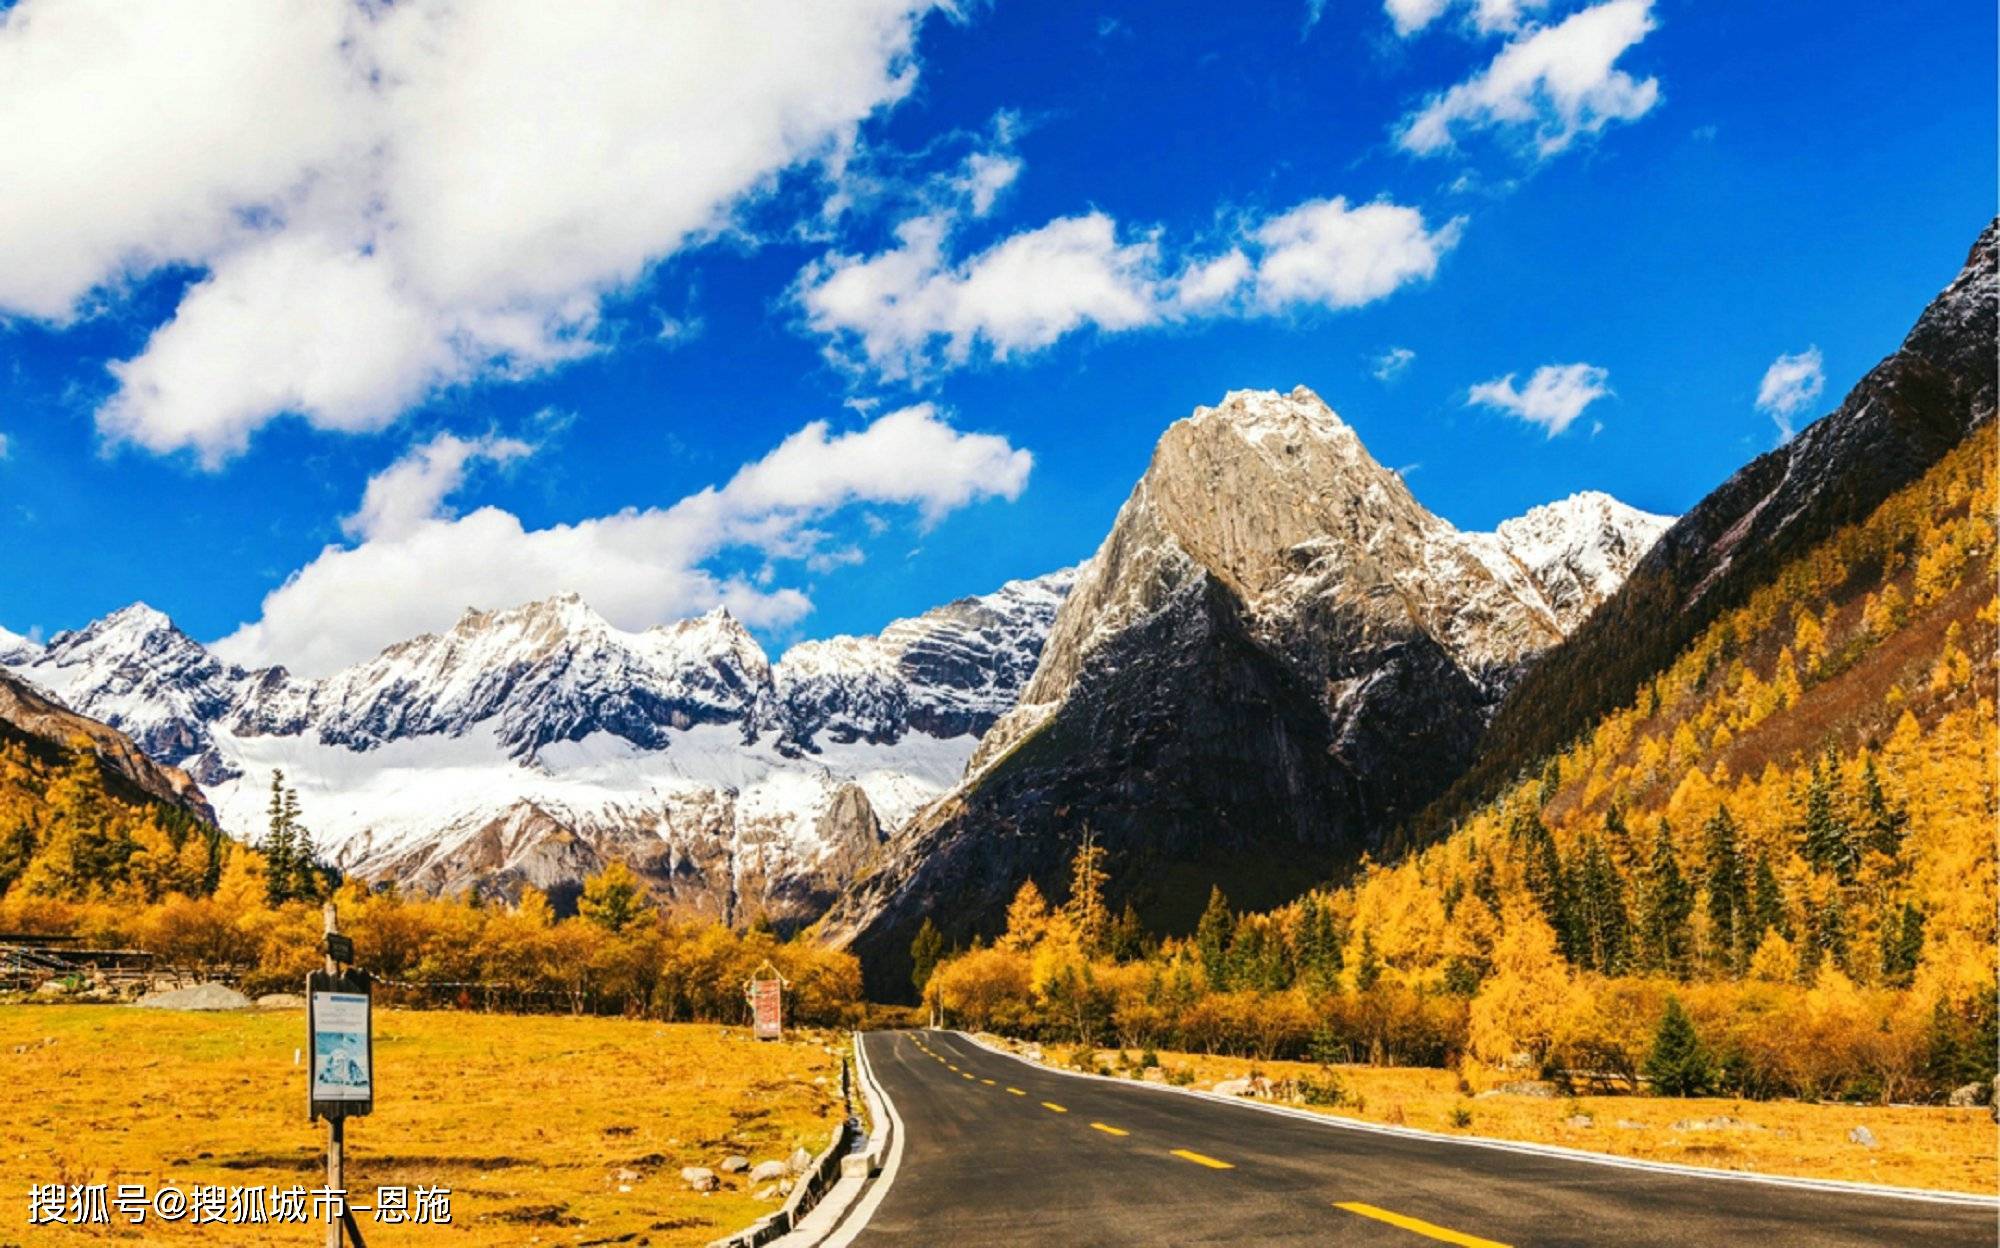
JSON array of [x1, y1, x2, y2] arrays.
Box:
[[1089, 1122, 1129, 1137], [1041, 1102, 1068, 1113], [1169, 1149, 1233, 1170], [981, 1078, 996, 1085], [961, 1073, 975, 1080], [1006, 1087, 1025, 1096], [1333, 1202, 1511, 1248]]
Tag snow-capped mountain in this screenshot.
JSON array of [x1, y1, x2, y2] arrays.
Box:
[[1463, 491, 1674, 636], [1, 395, 1666, 940], [820, 386, 1673, 990], [2, 570, 1076, 922]]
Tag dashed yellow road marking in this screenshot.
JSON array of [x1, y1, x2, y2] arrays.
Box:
[[1006, 1087, 1025, 1096], [981, 1078, 996, 1086], [1170, 1149, 1232, 1170], [1041, 1102, 1068, 1113], [1089, 1122, 1129, 1137], [961, 1072, 975, 1080], [1333, 1202, 1510, 1248]]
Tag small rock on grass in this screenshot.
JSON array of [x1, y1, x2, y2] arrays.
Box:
[[680, 1167, 717, 1193], [1847, 1126, 1878, 1148], [720, 1155, 749, 1174], [750, 1160, 789, 1183], [787, 1147, 812, 1174]]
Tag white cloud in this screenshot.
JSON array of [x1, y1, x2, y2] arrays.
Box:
[[342, 432, 534, 543], [214, 404, 1032, 675], [1468, 362, 1611, 436], [798, 195, 1460, 380], [1387, 0, 1547, 37], [1397, 0, 1660, 159], [1253, 199, 1464, 311], [0, 0, 944, 465], [1755, 346, 1825, 441], [956, 152, 1023, 218], [1373, 346, 1418, 381]]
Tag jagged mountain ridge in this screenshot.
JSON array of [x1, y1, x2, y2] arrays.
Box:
[[1421, 216, 2000, 841], [2, 570, 1077, 920], [6, 410, 1664, 933], [819, 386, 1671, 993]]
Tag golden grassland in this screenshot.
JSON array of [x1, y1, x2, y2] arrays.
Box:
[[1037, 1043, 1998, 1196], [0, 1005, 846, 1247]]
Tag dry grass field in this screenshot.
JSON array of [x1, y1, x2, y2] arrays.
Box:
[[0, 1005, 846, 1246], [1032, 1043, 1998, 1196]]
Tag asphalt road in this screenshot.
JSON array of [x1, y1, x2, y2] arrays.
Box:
[[847, 1029, 1996, 1247]]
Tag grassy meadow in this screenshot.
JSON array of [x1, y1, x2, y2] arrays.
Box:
[[1033, 1042, 1998, 1196], [0, 1005, 846, 1246]]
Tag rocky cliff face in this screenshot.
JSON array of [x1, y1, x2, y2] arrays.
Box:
[[819, 387, 1670, 993], [1433, 217, 2000, 832], [1, 570, 1075, 923]]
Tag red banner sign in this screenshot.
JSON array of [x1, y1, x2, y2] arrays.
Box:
[[750, 978, 783, 1041]]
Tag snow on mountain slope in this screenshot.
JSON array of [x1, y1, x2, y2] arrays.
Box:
[[1, 570, 1077, 920], [1462, 492, 1675, 635], [0, 626, 40, 667], [15, 604, 245, 780]]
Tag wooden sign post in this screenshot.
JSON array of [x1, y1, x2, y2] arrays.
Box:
[[745, 962, 787, 1041], [309, 902, 373, 1248]]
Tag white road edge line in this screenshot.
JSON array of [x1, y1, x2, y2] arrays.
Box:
[[814, 1031, 911, 1248], [953, 1031, 1998, 1209]]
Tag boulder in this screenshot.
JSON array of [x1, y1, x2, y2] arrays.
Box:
[[136, 983, 252, 1011], [1847, 1126, 1877, 1149], [787, 1147, 812, 1174], [1564, 1115, 1593, 1129], [750, 1160, 789, 1183], [1492, 1080, 1558, 1098], [719, 1155, 749, 1174], [755, 1185, 780, 1201], [1947, 1083, 1985, 1108], [255, 993, 306, 1010], [679, 1167, 717, 1193], [1212, 1077, 1255, 1097]]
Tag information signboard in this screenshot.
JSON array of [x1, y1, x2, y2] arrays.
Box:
[[749, 975, 783, 1041], [307, 969, 374, 1120]]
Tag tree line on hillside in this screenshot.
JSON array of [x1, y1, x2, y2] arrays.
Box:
[[0, 750, 862, 1025]]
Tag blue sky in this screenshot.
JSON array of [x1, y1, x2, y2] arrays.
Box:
[[0, 0, 1991, 674]]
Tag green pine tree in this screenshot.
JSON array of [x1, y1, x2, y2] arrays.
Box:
[[1748, 852, 1788, 944], [263, 770, 295, 907], [910, 917, 945, 999], [1701, 805, 1749, 973], [1195, 886, 1235, 991], [1879, 901, 1925, 987], [1640, 819, 1694, 976], [1858, 757, 1909, 861], [1643, 996, 1716, 1096], [1569, 834, 1631, 973], [1797, 754, 1860, 881], [1353, 928, 1383, 992]]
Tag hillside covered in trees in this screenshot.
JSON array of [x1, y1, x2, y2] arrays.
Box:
[[0, 747, 862, 1024], [920, 422, 1998, 1104]]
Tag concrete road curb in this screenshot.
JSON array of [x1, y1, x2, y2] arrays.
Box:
[[767, 1031, 908, 1247], [955, 1030, 2000, 1210]]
